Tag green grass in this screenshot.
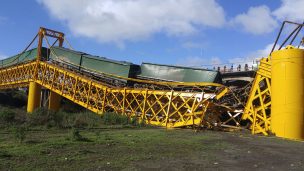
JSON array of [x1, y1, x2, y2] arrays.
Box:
[[0, 128, 228, 170], [0, 92, 303, 170]]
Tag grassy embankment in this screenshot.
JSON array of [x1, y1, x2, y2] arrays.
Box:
[[0, 90, 303, 170], [0, 105, 231, 170]]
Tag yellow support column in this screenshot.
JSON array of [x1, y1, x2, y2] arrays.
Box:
[[48, 91, 61, 112], [27, 82, 42, 113]]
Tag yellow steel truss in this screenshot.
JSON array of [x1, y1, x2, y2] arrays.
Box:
[[0, 61, 229, 128], [242, 58, 271, 135]]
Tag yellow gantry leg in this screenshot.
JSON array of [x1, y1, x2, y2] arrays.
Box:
[[27, 82, 42, 113], [48, 91, 61, 112]]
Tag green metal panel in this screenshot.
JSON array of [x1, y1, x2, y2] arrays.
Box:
[[82, 55, 140, 78], [2, 55, 18, 67], [139, 63, 184, 81], [50, 47, 140, 79], [1, 47, 48, 68], [183, 69, 220, 82], [50, 47, 84, 66], [139, 63, 221, 83], [82, 54, 133, 78]]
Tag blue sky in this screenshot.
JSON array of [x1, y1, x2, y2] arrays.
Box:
[[0, 0, 303, 68]]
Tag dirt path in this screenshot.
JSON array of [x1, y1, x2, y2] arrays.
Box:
[[134, 130, 304, 171]]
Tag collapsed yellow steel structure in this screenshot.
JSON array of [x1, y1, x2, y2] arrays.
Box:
[[0, 60, 228, 128], [242, 58, 271, 135], [243, 21, 304, 140], [0, 27, 229, 128]]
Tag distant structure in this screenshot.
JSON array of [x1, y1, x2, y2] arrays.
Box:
[[214, 59, 260, 73]]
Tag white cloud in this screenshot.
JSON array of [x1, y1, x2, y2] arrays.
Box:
[[176, 56, 221, 67], [231, 5, 278, 35], [227, 43, 277, 67], [273, 0, 304, 22], [38, 0, 225, 45], [236, 43, 304, 67], [174, 43, 302, 69], [177, 44, 279, 69], [249, 43, 276, 58]]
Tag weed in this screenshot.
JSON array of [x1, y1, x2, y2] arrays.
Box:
[[13, 126, 27, 143], [27, 108, 50, 126], [138, 118, 146, 127], [130, 116, 137, 126], [52, 111, 65, 127], [58, 110, 102, 128], [103, 112, 129, 125], [70, 128, 90, 142], [95, 131, 101, 139], [0, 150, 12, 158], [11, 91, 27, 104], [0, 107, 16, 124], [27, 108, 73, 128], [60, 111, 75, 128]]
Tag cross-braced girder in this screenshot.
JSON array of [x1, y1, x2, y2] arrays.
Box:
[[242, 58, 271, 135], [0, 60, 229, 128]]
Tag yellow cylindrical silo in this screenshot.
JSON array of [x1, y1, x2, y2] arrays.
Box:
[[271, 45, 304, 140]]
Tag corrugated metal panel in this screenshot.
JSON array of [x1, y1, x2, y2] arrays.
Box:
[[50, 47, 84, 66], [50, 47, 139, 78], [82, 54, 132, 78], [83, 54, 133, 66], [1, 47, 48, 67], [139, 63, 222, 83]]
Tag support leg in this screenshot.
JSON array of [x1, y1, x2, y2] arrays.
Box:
[[27, 82, 42, 113], [48, 91, 61, 112]]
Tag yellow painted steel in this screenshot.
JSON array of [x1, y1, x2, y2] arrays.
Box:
[[0, 61, 229, 128], [48, 91, 61, 111], [271, 46, 304, 140], [27, 81, 42, 113], [243, 58, 271, 135], [244, 46, 304, 140], [0, 27, 233, 129]]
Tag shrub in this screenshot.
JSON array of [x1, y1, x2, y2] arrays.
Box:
[[27, 108, 50, 126], [73, 114, 89, 128], [71, 128, 82, 141], [27, 108, 64, 128], [102, 112, 129, 125], [0, 108, 16, 123], [130, 116, 146, 127], [11, 91, 27, 106], [52, 111, 65, 127], [60, 111, 75, 128], [70, 128, 90, 142], [58, 110, 103, 128], [82, 112, 103, 128], [102, 112, 147, 127], [130, 116, 138, 126]]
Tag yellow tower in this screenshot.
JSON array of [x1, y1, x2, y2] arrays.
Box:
[[271, 46, 304, 140]]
